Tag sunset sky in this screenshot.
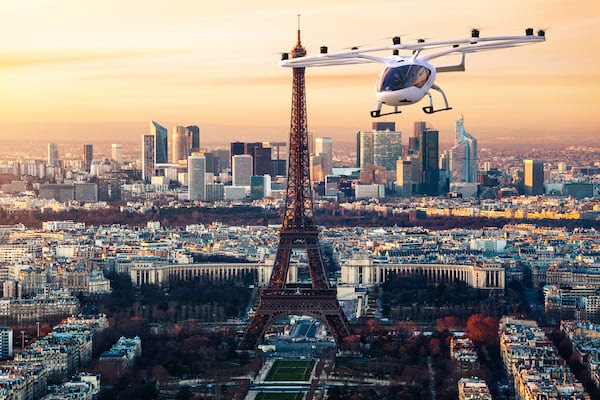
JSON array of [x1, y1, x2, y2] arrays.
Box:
[[0, 0, 598, 146]]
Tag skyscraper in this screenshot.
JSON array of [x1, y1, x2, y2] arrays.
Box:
[[230, 142, 272, 176], [373, 130, 402, 171], [315, 137, 333, 177], [410, 121, 426, 153], [187, 125, 200, 154], [232, 155, 252, 186], [83, 144, 93, 172], [150, 121, 168, 164], [358, 131, 374, 171], [524, 159, 544, 195], [111, 144, 122, 163], [418, 129, 439, 195], [230, 142, 245, 170], [374, 122, 395, 131], [199, 151, 221, 175], [250, 175, 272, 200], [142, 134, 155, 182], [310, 154, 325, 182], [356, 132, 361, 168], [188, 156, 206, 201], [449, 117, 478, 183], [247, 143, 272, 176], [0, 327, 12, 360], [396, 159, 412, 198], [48, 143, 59, 167], [172, 125, 189, 163], [357, 122, 402, 172], [213, 149, 230, 170], [269, 142, 287, 176]]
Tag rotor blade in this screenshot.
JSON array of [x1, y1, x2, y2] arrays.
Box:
[[279, 33, 545, 68], [280, 52, 391, 68], [422, 36, 545, 61], [280, 35, 545, 67]]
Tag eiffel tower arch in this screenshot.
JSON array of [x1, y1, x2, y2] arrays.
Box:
[[239, 25, 352, 350]]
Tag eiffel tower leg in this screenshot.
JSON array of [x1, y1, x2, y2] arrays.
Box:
[[306, 246, 330, 290], [239, 308, 271, 350], [325, 313, 353, 343], [268, 240, 292, 289]]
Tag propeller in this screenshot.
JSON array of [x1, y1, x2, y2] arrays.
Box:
[[470, 27, 483, 44], [415, 37, 433, 43], [536, 27, 549, 37]]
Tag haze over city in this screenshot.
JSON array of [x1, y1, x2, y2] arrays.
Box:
[[1, 0, 599, 145], [2, 2, 600, 400]]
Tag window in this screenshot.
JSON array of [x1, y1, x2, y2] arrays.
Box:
[[378, 65, 431, 92]]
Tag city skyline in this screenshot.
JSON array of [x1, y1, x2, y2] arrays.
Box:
[[0, 0, 598, 145]]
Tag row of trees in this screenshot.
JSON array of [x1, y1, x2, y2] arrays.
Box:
[[85, 273, 259, 399], [1, 205, 598, 230], [381, 275, 509, 323], [551, 329, 600, 399]]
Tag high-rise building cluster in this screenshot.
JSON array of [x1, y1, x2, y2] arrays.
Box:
[[2, 115, 597, 208], [355, 120, 442, 197], [139, 122, 291, 202], [143, 121, 198, 180]]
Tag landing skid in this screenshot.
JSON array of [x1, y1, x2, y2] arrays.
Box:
[[423, 84, 453, 114], [370, 109, 402, 118], [370, 102, 401, 118], [422, 106, 452, 114]]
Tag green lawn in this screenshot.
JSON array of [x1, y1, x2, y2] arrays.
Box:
[[255, 392, 304, 400], [265, 360, 315, 382]]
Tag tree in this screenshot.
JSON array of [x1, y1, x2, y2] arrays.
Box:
[[429, 338, 442, 357], [151, 364, 169, 384], [466, 314, 498, 347], [436, 316, 460, 332]]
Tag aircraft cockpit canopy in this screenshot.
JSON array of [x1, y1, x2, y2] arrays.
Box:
[[378, 65, 432, 92]]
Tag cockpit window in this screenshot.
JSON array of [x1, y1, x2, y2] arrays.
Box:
[[378, 65, 431, 91]]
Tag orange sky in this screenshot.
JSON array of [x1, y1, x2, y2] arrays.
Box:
[[0, 0, 598, 146]]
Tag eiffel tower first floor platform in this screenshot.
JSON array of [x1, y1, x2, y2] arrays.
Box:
[[238, 288, 353, 350]]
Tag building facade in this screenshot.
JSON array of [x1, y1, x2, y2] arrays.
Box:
[[396, 159, 412, 197], [83, 144, 93, 173], [449, 116, 478, 183], [314, 137, 333, 177], [111, 143, 122, 163], [48, 143, 59, 167], [171, 125, 189, 163], [188, 156, 206, 201], [357, 122, 402, 172], [340, 258, 505, 289], [129, 260, 292, 287], [418, 129, 439, 195], [150, 121, 168, 164], [141, 134, 155, 182], [0, 327, 12, 360], [187, 125, 200, 153], [232, 155, 252, 186], [524, 159, 544, 195]]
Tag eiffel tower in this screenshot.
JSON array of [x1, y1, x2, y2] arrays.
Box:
[[239, 23, 352, 350]]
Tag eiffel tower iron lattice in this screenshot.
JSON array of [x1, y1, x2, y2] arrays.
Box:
[[239, 26, 352, 350]]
